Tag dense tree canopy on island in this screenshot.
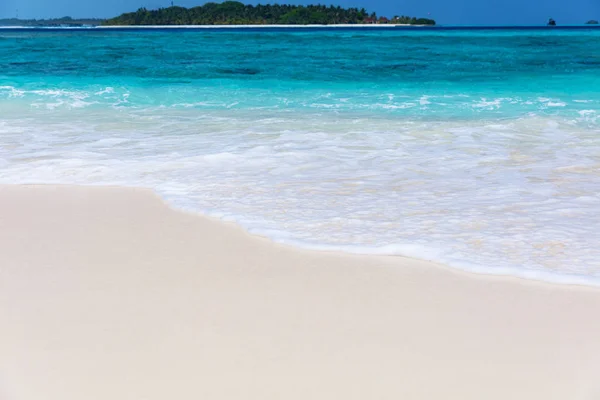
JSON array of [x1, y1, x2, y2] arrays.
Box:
[[103, 2, 436, 26]]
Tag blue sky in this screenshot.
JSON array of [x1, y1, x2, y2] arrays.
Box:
[[1, 0, 598, 25]]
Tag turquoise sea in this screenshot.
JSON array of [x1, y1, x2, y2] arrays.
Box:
[[1, 27, 599, 284]]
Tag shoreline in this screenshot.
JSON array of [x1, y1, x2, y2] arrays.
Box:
[[130, 187, 600, 289], [0, 181, 598, 288], [2, 184, 600, 400], [3, 184, 592, 291]]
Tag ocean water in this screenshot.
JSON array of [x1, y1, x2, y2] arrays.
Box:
[[1, 27, 600, 284]]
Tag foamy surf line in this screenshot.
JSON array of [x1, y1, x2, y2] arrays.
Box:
[[1, 109, 599, 288], [2, 180, 600, 287], [7, 180, 599, 287], [1, 105, 599, 288], [152, 191, 600, 288]]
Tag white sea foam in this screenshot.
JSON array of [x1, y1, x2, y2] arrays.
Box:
[[0, 86, 130, 109], [1, 101, 599, 286]]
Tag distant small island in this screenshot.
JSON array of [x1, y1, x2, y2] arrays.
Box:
[[586, 20, 599, 25], [102, 2, 436, 26], [0, 16, 103, 27]]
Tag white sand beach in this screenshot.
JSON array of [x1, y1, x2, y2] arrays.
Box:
[[1, 184, 600, 400]]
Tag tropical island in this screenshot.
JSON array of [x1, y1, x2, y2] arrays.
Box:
[[0, 16, 103, 27], [102, 2, 436, 26], [586, 20, 599, 24]]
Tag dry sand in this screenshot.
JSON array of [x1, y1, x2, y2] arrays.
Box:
[[1, 185, 600, 400]]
